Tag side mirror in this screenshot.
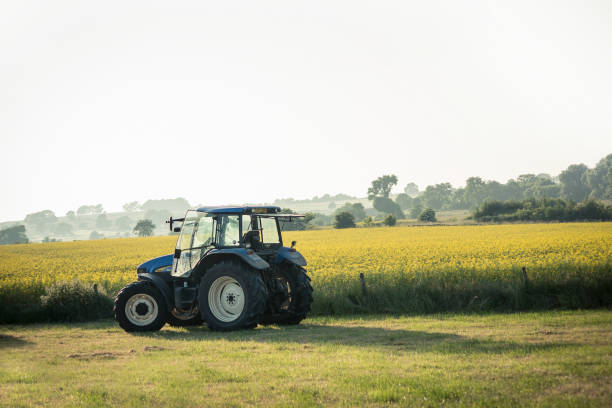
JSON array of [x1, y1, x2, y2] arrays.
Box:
[[174, 248, 181, 259], [291, 240, 296, 248]]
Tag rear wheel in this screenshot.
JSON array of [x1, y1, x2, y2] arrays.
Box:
[[114, 282, 168, 332], [167, 307, 203, 327], [261, 264, 313, 325], [198, 260, 266, 331]]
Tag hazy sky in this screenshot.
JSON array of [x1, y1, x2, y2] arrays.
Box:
[[1, 0, 611, 222]]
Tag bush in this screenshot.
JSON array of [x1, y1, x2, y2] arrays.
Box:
[[334, 212, 356, 229], [0, 225, 29, 245], [409, 203, 424, 219], [473, 198, 612, 222], [418, 208, 437, 222], [383, 214, 396, 226], [40, 280, 113, 322]]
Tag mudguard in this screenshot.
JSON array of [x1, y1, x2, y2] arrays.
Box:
[[137, 273, 173, 311], [202, 248, 270, 270], [276, 247, 307, 267]]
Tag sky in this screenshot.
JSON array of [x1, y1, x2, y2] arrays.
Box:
[[1, 0, 611, 222]]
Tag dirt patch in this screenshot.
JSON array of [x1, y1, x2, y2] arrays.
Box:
[[143, 345, 166, 352], [66, 351, 129, 360]]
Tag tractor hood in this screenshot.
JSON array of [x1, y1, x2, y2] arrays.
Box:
[[137, 254, 173, 274]]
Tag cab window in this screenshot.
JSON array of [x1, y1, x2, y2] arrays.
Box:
[[260, 217, 280, 244]]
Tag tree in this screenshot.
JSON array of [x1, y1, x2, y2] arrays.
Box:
[[383, 214, 397, 226], [65, 211, 76, 221], [328, 202, 336, 209], [92, 204, 104, 214], [133, 219, 155, 237], [141, 198, 190, 213], [96, 214, 112, 229], [395, 193, 413, 210], [52, 222, 73, 236], [368, 175, 398, 199], [0, 225, 29, 245], [144, 209, 172, 228], [422, 183, 453, 210], [372, 197, 404, 219], [77, 205, 92, 216], [418, 208, 437, 222], [559, 164, 591, 202], [89, 231, 104, 240], [409, 202, 424, 218], [24, 210, 57, 233], [403, 182, 419, 197], [587, 154, 612, 199], [115, 216, 133, 231], [122, 201, 141, 212], [464, 177, 487, 208], [333, 212, 355, 229], [335, 203, 366, 222]]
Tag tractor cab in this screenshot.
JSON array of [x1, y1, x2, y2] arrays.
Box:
[[170, 206, 303, 278]]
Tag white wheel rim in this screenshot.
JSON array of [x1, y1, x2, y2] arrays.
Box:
[[208, 276, 245, 322], [125, 293, 158, 326]]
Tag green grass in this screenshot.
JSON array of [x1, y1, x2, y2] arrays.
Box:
[[1, 310, 611, 407]]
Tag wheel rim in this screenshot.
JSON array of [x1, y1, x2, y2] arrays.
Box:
[[208, 276, 245, 322], [125, 293, 158, 326]]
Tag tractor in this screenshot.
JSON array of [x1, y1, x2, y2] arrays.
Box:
[[114, 206, 313, 332]]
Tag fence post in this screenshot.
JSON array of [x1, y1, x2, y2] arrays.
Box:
[[359, 273, 367, 296], [93, 283, 98, 294]]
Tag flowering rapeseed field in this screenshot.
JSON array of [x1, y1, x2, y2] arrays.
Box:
[[1, 223, 610, 316]]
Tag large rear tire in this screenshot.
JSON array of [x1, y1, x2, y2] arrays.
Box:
[[114, 282, 168, 332], [198, 260, 267, 331], [261, 264, 313, 325]]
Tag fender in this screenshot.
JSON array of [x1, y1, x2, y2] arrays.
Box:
[[198, 248, 270, 270], [137, 272, 173, 311], [276, 247, 307, 267]]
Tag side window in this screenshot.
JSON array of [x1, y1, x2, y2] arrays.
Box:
[[192, 215, 213, 248], [260, 217, 280, 244], [217, 215, 240, 247]]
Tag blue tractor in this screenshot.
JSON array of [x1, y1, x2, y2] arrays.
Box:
[[114, 206, 313, 332]]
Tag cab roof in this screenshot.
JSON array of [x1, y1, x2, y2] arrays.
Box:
[[196, 206, 281, 215]]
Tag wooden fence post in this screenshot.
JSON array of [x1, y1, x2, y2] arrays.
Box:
[[359, 273, 367, 296]]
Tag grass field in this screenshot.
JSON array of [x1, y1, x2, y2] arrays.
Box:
[[1, 310, 611, 407], [1, 222, 611, 322]]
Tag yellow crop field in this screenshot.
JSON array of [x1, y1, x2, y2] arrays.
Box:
[[1, 223, 611, 318]]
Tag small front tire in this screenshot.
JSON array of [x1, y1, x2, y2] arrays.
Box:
[[114, 282, 168, 332]]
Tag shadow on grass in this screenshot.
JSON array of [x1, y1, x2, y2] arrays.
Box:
[[0, 333, 32, 348], [134, 323, 573, 355]]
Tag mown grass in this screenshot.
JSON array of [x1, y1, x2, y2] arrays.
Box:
[[1, 310, 611, 407]]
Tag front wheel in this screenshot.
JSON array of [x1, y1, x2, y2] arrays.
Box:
[[198, 260, 266, 331], [114, 282, 168, 332]]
